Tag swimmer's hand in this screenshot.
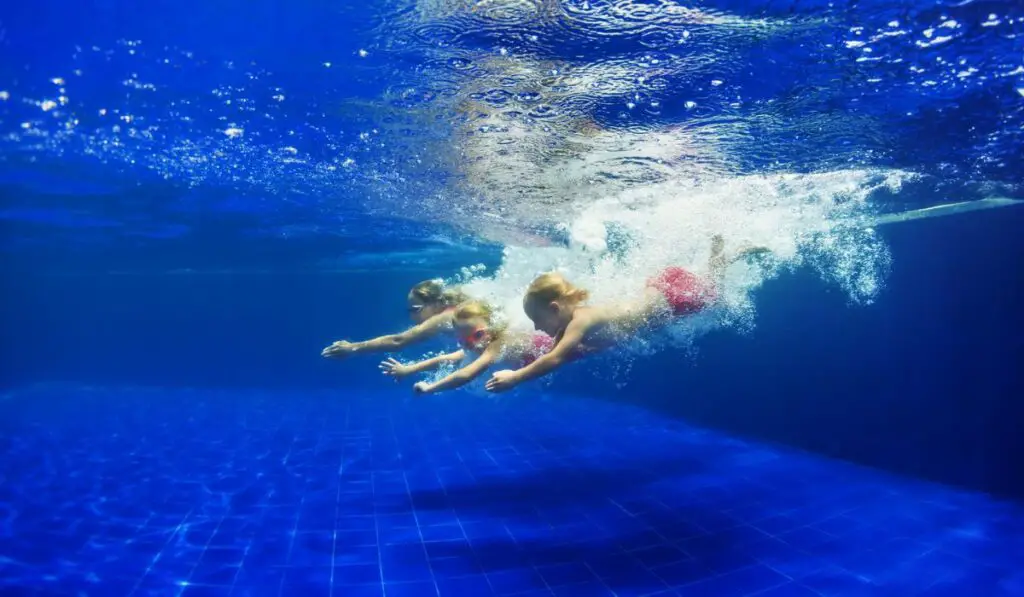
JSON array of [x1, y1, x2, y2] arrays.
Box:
[[322, 340, 356, 358], [378, 358, 411, 379], [413, 381, 432, 395], [485, 370, 519, 393]]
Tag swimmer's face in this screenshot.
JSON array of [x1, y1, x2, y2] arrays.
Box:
[[454, 316, 492, 351], [406, 293, 441, 323], [524, 296, 568, 336]]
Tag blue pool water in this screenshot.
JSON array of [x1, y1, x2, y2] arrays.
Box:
[[2, 0, 1024, 595]]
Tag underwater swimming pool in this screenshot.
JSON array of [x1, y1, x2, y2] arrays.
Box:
[[2, 0, 1023, 595]]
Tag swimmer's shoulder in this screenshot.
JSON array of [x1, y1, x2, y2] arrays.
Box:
[[433, 309, 456, 328], [574, 304, 615, 327]]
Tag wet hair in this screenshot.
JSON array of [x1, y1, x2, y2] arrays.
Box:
[[454, 300, 494, 323], [409, 279, 468, 309], [454, 300, 506, 341], [525, 272, 590, 305]]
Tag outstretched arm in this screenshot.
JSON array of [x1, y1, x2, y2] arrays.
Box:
[[415, 343, 502, 395], [322, 311, 452, 359], [485, 314, 594, 392], [380, 351, 465, 380]]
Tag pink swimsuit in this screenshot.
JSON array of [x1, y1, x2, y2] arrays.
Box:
[[646, 266, 717, 316], [522, 334, 555, 367]]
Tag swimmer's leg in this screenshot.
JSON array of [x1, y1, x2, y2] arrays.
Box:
[[708, 234, 728, 282], [708, 235, 772, 283]]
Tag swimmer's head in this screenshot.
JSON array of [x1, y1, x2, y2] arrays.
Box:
[[453, 300, 502, 351], [407, 280, 467, 323], [523, 272, 589, 336]]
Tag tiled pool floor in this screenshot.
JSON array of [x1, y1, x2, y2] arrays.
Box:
[[1, 386, 1022, 596]]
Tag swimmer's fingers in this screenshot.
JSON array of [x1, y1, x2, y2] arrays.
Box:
[[484, 374, 506, 392], [380, 359, 407, 379], [323, 340, 355, 359]]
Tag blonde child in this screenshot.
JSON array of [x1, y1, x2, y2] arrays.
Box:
[[379, 300, 555, 395], [485, 235, 769, 392], [322, 280, 469, 359]]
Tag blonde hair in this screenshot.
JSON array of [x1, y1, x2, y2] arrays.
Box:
[[410, 279, 468, 309], [525, 272, 590, 305], [454, 300, 506, 340], [454, 300, 494, 322]]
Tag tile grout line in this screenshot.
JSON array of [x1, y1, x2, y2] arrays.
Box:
[[178, 507, 230, 595], [126, 509, 193, 597], [276, 435, 303, 597]]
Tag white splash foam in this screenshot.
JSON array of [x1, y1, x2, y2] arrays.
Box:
[[455, 168, 908, 367]]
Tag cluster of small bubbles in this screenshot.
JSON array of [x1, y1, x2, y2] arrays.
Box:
[[122, 75, 156, 91], [454, 168, 910, 361], [0, 34, 468, 235], [448, 263, 489, 288]]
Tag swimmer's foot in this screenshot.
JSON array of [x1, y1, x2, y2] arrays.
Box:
[[711, 234, 725, 257], [738, 245, 772, 259]]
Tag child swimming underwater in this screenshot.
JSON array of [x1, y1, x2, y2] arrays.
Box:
[[379, 300, 556, 395], [322, 280, 469, 359], [485, 235, 769, 392]]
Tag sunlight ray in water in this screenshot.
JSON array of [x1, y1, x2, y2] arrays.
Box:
[[0, 0, 1021, 300]]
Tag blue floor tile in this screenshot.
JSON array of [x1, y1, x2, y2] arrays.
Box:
[[279, 566, 332, 594], [652, 558, 714, 586], [189, 562, 241, 586], [421, 523, 467, 543], [675, 564, 789, 596], [549, 580, 615, 596], [435, 573, 494, 595], [429, 555, 484, 578], [179, 585, 233, 597], [486, 567, 550, 595], [748, 582, 822, 597], [536, 562, 600, 587], [383, 580, 438, 596], [333, 544, 379, 567], [333, 563, 382, 585], [2, 386, 1023, 597], [798, 565, 880, 595]]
